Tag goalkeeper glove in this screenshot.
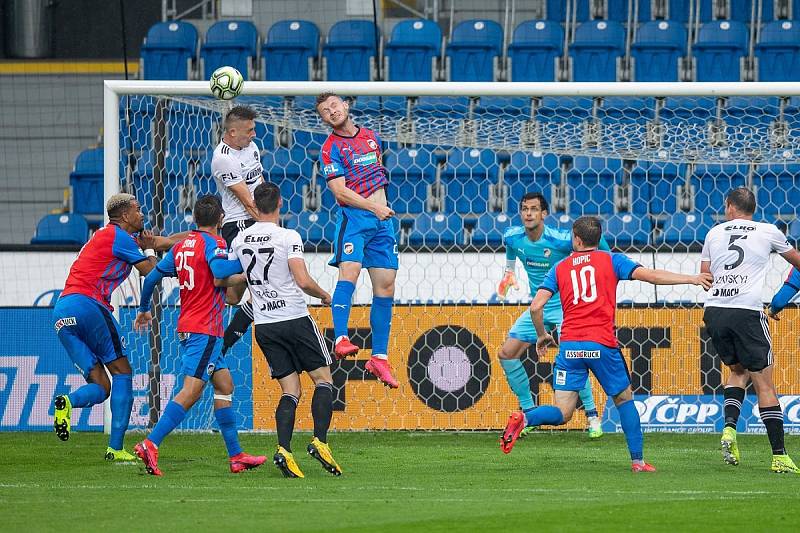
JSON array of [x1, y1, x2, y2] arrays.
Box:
[[497, 271, 519, 300]]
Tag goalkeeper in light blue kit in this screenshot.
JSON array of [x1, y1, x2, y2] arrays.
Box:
[[497, 192, 604, 439]]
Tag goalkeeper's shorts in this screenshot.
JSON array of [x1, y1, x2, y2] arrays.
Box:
[[508, 309, 562, 344], [329, 207, 398, 270]]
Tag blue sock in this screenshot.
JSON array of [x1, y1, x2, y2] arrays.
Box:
[[68, 383, 106, 408], [109, 374, 133, 451], [579, 378, 597, 418], [215, 406, 242, 457], [332, 280, 355, 339], [523, 405, 564, 427], [617, 399, 644, 461], [370, 296, 393, 358], [500, 359, 535, 411], [148, 401, 187, 447]]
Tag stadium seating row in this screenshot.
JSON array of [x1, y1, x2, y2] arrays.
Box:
[[31, 209, 800, 248], [140, 16, 800, 82]]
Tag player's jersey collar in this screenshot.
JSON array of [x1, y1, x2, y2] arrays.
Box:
[[331, 125, 361, 139]]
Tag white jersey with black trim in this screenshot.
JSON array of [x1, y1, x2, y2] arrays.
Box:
[[211, 140, 263, 224], [230, 221, 310, 324], [702, 218, 793, 311]]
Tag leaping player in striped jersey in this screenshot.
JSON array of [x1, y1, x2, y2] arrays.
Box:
[[316, 92, 400, 389]]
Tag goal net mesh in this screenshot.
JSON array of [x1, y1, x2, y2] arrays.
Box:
[[114, 91, 800, 433]]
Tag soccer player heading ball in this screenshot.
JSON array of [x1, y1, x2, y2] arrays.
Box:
[[316, 93, 400, 388], [501, 216, 712, 472]]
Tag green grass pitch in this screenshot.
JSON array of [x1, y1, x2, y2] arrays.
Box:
[[1, 432, 799, 532]]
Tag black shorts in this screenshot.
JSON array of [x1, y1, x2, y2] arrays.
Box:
[[703, 307, 773, 372], [254, 316, 332, 379], [221, 219, 256, 248]]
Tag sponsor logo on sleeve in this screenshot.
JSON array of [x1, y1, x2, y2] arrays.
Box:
[[323, 163, 338, 176]]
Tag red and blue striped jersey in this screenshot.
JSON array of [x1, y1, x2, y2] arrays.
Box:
[[156, 231, 228, 337], [540, 251, 641, 348], [61, 223, 147, 311], [320, 126, 388, 203]]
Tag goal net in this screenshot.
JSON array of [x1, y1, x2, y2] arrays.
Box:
[[105, 81, 800, 433]]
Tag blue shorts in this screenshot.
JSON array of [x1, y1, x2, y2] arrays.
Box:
[[53, 294, 127, 379], [180, 333, 226, 381], [553, 341, 631, 397], [508, 308, 562, 344], [329, 206, 399, 269]]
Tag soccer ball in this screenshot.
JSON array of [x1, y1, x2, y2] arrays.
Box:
[[210, 66, 244, 100]]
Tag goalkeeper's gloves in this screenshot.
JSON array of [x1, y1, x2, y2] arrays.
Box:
[[497, 270, 519, 300]]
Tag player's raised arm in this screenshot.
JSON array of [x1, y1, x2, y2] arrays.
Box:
[[768, 268, 800, 320], [631, 266, 713, 288], [135, 250, 178, 331], [327, 177, 394, 220]]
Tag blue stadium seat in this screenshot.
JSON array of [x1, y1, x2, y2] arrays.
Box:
[[628, 161, 652, 215], [605, 213, 653, 246], [756, 21, 800, 81], [262, 148, 312, 213], [545, 0, 590, 22], [283, 210, 336, 245], [569, 20, 626, 82], [789, 219, 800, 241], [163, 213, 196, 235], [631, 21, 686, 82], [31, 214, 90, 245], [446, 19, 503, 82], [755, 163, 800, 216], [70, 148, 104, 216], [599, 96, 653, 122], [471, 213, 513, 246], [140, 21, 198, 80], [544, 213, 575, 230], [475, 96, 532, 116], [641, 161, 684, 215], [658, 212, 715, 244], [200, 20, 259, 80], [536, 96, 594, 122], [120, 96, 156, 153], [691, 164, 748, 214], [507, 20, 563, 82], [262, 20, 319, 81], [385, 19, 441, 81], [639, 0, 691, 22], [440, 148, 498, 214], [413, 96, 472, 117], [693, 20, 748, 82], [384, 147, 437, 214], [168, 109, 216, 154], [727, 0, 754, 22], [503, 151, 560, 212], [408, 212, 463, 246], [566, 156, 621, 215], [323, 20, 379, 81]]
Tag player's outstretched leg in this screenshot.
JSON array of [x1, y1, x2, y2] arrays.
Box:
[[306, 379, 342, 475], [273, 390, 304, 478], [579, 378, 603, 439], [53, 381, 107, 442], [501, 405, 565, 454], [331, 280, 358, 358], [222, 301, 254, 355], [135, 400, 187, 474], [365, 293, 399, 388], [721, 385, 745, 466], [106, 372, 136, 461], [614, 396, 655, 473]]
